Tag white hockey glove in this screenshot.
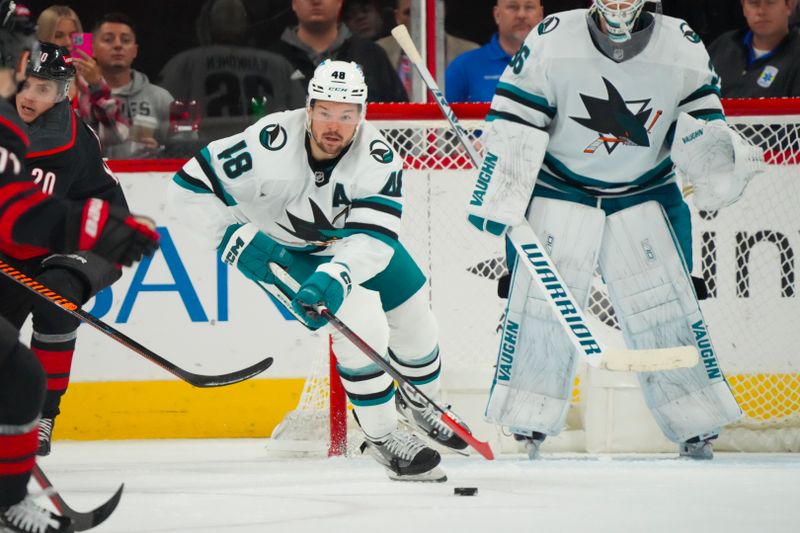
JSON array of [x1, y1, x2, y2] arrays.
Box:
[[465, 120, 549, 236], [672, 112, 765, 211]]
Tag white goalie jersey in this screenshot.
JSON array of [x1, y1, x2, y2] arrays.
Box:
[[490, 9, 724, 197], [169, 107, 405, 284]]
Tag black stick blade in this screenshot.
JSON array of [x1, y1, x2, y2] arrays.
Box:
[[32, 466, 124, 531], [183, 356, 274, 387]]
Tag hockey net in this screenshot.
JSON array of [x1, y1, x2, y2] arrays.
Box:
[[266, 99, 800, 455]]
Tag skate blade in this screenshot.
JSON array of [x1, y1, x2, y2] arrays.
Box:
[[396, 417, 470, 457], [388, 466, 447, 483]]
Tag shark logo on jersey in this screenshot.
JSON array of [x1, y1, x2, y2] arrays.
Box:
[[259, 124, 288, 151], [278, 198, 344, 245], [570, 77, 663, 155], [369, 140, 394, 164]]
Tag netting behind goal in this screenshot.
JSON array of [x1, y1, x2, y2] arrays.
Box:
[[267, 99, 800, 455]]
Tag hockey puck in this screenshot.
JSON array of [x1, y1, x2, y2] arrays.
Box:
[[454, 487, 478, 496]]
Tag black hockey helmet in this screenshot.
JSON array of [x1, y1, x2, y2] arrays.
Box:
[[27, 42, 76, 81], [25, 41, 76, 99], [0, 0, 35, 70]]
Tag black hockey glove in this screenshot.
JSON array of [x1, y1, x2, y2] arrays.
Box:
[[72, 199, 160, 267]]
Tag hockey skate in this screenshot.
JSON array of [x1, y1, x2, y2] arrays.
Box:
[[360, 429, 447, 482], [0, 494, 73, 533], [513, 431, 546, 460], [37, 418, 54, 457], [679, 435, 717, 460], [395, 387, 468, 452]]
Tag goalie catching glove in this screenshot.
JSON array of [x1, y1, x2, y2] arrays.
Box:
[[292, 262, 352, 330], [219, 223, 293, 284], [671, 112, 765, 211], [465, 120, 549, 236], [70, 198, 160, 266]]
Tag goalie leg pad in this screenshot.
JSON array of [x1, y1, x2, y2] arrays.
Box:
[[485, 198, 605, 434], [331, 285, 396, 440], [599, 201, 742, 442]]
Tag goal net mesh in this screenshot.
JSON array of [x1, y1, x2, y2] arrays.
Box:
[[268, 100, 800, 454]]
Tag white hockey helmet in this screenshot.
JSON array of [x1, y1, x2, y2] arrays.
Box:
[[307, 59, 368, 107], [591, 0, 646, 43]]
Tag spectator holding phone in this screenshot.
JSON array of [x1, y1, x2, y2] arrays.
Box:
[[35, 5, 131, 149], [89, 12, 173, 158]]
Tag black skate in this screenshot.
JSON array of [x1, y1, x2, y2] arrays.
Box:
[[360, 429, 447, 482], [513, 431, 546, 460], [0, 494, 73, 533], [679, 434, 717, 460], [395, 387, 468, 452], [37, 418, 54, 457]]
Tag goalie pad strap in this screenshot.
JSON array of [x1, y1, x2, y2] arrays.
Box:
[[466, 121, 549, 227], [599, 201, 742, 442]]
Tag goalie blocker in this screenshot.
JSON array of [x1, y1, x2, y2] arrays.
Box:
[[487, 198, 742, 442]]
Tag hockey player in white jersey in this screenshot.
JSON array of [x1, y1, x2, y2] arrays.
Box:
[[467, 1, 764, 459], [169, 60, 467, 481]]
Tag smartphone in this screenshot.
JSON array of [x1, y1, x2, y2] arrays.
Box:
[[70, 32, 93, 57]]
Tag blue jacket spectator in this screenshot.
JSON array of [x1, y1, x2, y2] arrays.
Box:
[[445, 33, 511, 103], [445, 0, 543, 103]]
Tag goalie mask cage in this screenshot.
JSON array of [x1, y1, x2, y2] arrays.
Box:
[[265, 98, 800, 456]]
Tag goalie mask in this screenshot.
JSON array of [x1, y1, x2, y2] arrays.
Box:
[[590, 0, 646, 43]]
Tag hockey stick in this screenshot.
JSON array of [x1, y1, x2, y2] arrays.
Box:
[[265, 263, 495, 460], [0, 259, 273, 387], [391, 24, 698, 372], [32, 465, 123, 531]]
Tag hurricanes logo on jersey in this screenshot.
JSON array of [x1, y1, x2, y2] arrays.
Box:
[[259, 123, 287, 151], [369, 140, 394, 164], [570, 77, 663, 155]]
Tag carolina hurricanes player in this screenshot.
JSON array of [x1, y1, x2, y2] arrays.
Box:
[[0, 3, 159, 531], [0, 42, 132, 457]]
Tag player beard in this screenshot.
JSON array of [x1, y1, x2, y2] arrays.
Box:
[[312, 130, 350, 157]]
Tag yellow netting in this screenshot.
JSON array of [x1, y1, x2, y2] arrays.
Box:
[[728, 373, 800, 424]]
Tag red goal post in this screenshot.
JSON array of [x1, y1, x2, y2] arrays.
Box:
[[262, 97, 800, 456]]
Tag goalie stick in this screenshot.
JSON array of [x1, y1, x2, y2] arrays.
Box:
[[264, 263, 495, 461], [0, 259, 273, 387], [32, 465, 123, 531], [390, 24, 698, 373]]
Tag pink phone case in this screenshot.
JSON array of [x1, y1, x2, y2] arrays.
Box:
[[70, 33, 93, 57]]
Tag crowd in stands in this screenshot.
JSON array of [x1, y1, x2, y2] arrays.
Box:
[[20, 0, 800, 158]]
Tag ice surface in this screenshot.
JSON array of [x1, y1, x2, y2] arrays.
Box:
[[34, 439, 800, 532]]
